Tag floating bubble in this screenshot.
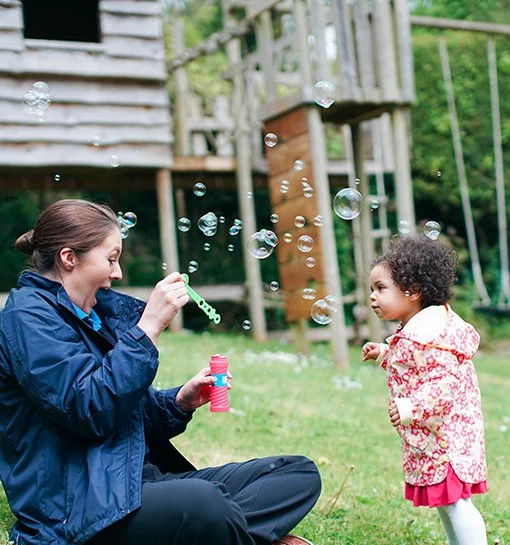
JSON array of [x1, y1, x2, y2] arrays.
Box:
[[242, 320, 252, 330], [247, 229, 278, 259], [311, 299, 334, 325], [313, 214, 324, 227], [203, 243, 211, 251], [178, 217, 191, 232], [109, 155, 121, 168], [23, 81, 51, 119], [92, 135, 103, 147], [303, 186, 314, 198], [247, 191, 253, 199], [355, 178, 360, 185], [280, 180, 290, 194], [198, 212, 218, 234], [370, 199, 380, 210], [325, 295, 340, 313], [54, 174, 61, 182], [424, 220, 441, 240], [306, 257, 316, 268], [227, 244, 234, 252], [264, 133, 278, 147], [229, 226, 240, 236], [161, 262, 167, 271], [270, 214, 279, 223], [188, 260, 198, 273], [437, 171, 442, 177], [294, 216, 306, 228], [297, 235, 313, 252], [219, 216, 225, 224], [270, 281, 279, 291], [333, 188, 362, 220], [123, 212, 137, 227], [234, 219, 243, 229], [302, 288, 317, 300], [193, 182, 206, 196], [313, 80, 336, 108], [398, 220, 411, 235], [294, 160, 305, 171], [283, 232, 293, 243]]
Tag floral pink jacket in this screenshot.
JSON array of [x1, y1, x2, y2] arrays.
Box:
[[378, 304, 487, 486]]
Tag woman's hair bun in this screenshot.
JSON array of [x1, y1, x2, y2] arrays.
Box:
[[14, 229, 36, 255]]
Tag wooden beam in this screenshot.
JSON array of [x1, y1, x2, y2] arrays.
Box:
[[410, 15, 510, 36]]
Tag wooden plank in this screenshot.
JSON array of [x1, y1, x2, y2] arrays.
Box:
[[103, 35, 164, 60], [0, 29, 22, 51], [0, 102, 170, 126], [0, 142, 172, 168], [0, 3, 22, 30], [101, 0, 162, 16], [0, 77, 169, 106], [264, 132, 311, 175], [171, 156, 236, 172], [101, 13, 163, 40], [410, 15, 510, 36]]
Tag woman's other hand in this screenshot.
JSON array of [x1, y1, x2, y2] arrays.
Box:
[[361, 342, 380, 362], [137, 272, 189, 344], [388, 400, 401, 427], [175, 368, 232, 412]]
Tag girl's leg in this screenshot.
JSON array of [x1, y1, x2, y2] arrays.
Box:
[[436, 498, 488, 545], [87, 478, 256, 545]]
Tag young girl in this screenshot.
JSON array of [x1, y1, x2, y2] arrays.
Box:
[[362, 235, 488, 545]]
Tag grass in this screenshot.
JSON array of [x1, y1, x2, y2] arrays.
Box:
[[1, 331, 509, 545]]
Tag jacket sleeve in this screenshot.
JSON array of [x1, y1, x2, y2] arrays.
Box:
[[143, 386, 193, 443], [1, 304, 159, 440], [396, 345, 459, 430]]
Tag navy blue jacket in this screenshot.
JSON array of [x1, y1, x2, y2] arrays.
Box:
[[0, 272, 195, 545]]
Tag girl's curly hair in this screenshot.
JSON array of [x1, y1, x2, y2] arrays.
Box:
[[372, 235, 457, 308]]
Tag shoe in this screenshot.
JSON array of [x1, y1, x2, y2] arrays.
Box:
[[273, 535, 315, 545]]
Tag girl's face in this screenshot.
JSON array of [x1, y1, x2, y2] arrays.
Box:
[[369, 263, 421, 325]]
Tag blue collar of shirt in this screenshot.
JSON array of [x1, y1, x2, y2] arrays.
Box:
[[72, 304, 102, 332]]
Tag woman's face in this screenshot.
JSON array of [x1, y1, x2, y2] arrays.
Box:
[[70, 228, 123, 312]]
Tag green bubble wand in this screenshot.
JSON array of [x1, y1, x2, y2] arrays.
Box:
[[182, 273, 221, 324]]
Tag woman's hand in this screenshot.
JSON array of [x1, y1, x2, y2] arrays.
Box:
[[388, 400, 401, 427], [361, 342, 380, 362], [175, 367, 232, 412], [137, 272, 189, 344]]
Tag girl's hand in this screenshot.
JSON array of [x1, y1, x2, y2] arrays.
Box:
[[175, 368, 232, 412], [361, 342, 380, 362], [388, 400, 401, 427], [137, 272, 190, 344]]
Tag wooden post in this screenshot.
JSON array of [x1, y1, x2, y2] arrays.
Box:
[[308, 108, 350, 369], [172, 12, 190, 156], [391, 107, 416, 233], [255, 10, 276, 103], [224, 1, 267, 341], [351, 123, 382, 342], [156, 169, 182, 332]]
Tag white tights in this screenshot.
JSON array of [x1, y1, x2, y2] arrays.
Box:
[[436, 498, 487, 545]]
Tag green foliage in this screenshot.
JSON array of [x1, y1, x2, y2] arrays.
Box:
[[410, 0, 510, 24]]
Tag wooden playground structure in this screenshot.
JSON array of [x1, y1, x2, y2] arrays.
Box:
[[0, 0, 509, 368]]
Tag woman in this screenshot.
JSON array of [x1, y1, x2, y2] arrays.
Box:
[[0, 199, 321, 545]]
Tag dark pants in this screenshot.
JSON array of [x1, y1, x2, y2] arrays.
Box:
[[87, 455, 321, 545]]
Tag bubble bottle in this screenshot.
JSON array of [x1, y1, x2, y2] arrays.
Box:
[[209, 354, 229, 412]]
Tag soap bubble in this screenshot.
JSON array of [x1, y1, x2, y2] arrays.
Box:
[[193, 182, 206, 196], [203, 243, 211, 251], [123, 212, 137, 227], [283, 232, 293, 243], [333, 188, 362, 220], [23, 81, 51, 119], [303, 185, 314, 198], [306, 257, 316, 268], [313, 214, 324, 227], [161, 262, 167, 271], [424, 220, 441, 240], [227, 244, 234, 252], [398, 220, 411, 235], [229, 226, 240, 236], [178, 217, 191, 232], [219, 216, 226, 224], [264, 133, 278, 147], [247, 191, 253, 199], [247, 229, 278, 259], [294, 160, 305, 171], [54, 174, 61, 182], [234, 219, 243, 229], [242, 320, 252, 330], [280, 180, 290, 194], [325, 295, 340, 313], [294, 216, 306, 228], [269, 281, 279, 291], [92, 135, 103, 147], [270, 214, 279, 223], [302, 288, 317, 300], [311, 299, 334, 324], [198, 212, 218, 235], [297, 235, 313, 252], [313, 80, 336, 108], [188, 260, 198, 273], [370, 199, 380, 210], [109, 155, 121, 168]]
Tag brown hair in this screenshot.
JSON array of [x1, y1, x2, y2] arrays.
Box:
[[14, 199, 119, 273]]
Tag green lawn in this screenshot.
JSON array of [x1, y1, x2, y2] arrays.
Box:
[[1, 332, 508, 545]]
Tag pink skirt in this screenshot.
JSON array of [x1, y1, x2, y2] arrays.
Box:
[[405, 463, 487, 508]]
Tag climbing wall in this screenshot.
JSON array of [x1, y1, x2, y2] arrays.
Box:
[[264, 106, 327, 322]]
